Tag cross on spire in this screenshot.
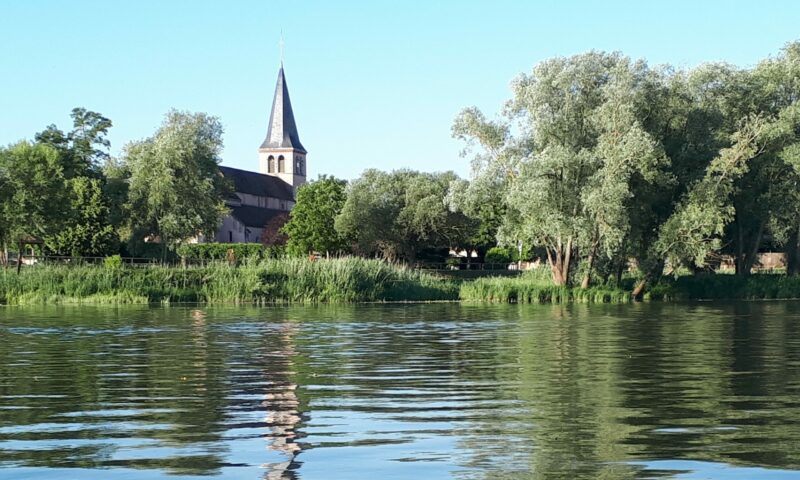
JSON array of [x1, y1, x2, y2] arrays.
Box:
[[279, 31, 285, 66]]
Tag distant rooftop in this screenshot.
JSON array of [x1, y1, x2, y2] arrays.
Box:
[[219, 165, 295, 201], [228, 205, 288, 228]]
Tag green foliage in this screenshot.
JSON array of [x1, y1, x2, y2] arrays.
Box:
[[650, 273, 800, 301], [44, 177, 119, 256], [0, 257, 458, 305], [456, 52, 668, 286], [103, 254, 123, 269], [455, 41, 800, 290], [282, 175, 348, 256], [459, 275, 632, 304], [336, 169, 476, 260], [125, 110, 231, 254], [0, 142, 69, 247], [102, 158, 131, 238], [176, 243, 282, 261], [484, 247, 512, 264], [34, 107, 112, 178]]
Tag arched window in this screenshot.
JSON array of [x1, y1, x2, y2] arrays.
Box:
[[278, 155, 285, 173], [296, 157, 303, 175], [267, 156, 275, 173]]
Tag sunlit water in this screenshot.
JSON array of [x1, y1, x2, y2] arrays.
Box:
[[2, 303, 800, 479]]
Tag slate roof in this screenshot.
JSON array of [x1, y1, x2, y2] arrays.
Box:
[[228, 205, 289, 228], [261, 66, 306, 153], [219, 166, 294, 201]]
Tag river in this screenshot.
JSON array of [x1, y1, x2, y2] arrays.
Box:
[[1, 303, 800, 479]]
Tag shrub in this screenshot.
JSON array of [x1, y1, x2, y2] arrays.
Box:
[[484, 247, 512, 265], [176, 243, 283, 262], [103, 255, 123, 269]]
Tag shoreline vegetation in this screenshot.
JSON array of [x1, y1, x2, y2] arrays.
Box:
[[3, 258, 800, 306]]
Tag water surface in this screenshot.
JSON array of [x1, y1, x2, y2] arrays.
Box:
[[1, 303, 800, 479]]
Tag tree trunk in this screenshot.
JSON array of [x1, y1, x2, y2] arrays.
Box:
[[632, 278, 647, 299], [615, 258, 625, 286], [561, 237, 573, 286], [741, 220, 765, 276], [546, 246, 567, 286], [787, 226, 800, 276], [16, 241, 23, 274], [632, 260, 664, 300], [735, 219, 745, 275], [581, 243, 597, 289]]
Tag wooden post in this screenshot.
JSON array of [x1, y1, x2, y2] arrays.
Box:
[[16, 241, 24, 274]]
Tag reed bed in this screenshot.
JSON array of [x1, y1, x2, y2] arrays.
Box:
[[459, 274, 633, 304], [5, 259, 800, 306], [651, 273, 800, 301], [0, 257, 459, 305]]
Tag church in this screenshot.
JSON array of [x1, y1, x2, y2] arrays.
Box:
[[213, 65, 307, 244]]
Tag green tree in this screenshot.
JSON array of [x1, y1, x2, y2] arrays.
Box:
[[31, 108, 121, 257], [44, 177, 118, 257], [654, 44, 800, 276], [336, 169, 475, 261], [101, 157, 131, 240], [282, 175, 348, 256], [456, 53, 666, 286], [0, 142, 68, 263], [125, 110, 230, 256], [35, 107, 112, 178]]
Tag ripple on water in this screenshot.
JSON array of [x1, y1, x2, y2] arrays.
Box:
[[1, 303, 800, 479]]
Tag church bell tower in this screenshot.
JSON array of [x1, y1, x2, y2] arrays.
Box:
[[258, 65, 307, 194]]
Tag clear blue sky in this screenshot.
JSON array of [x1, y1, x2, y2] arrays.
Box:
[[2, 0, 798, 179]]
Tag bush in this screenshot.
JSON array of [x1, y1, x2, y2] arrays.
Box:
[[176, 243, 283, 262], [484, 247, 512, 265], [103, 255, 123, 269]]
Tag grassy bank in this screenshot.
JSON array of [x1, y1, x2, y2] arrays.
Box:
[[459, 271, 634, 304], [0, 258, 459, 305], [652, 273, 800, 301], [459, 270, 800, 303], [4, 260, 800, 306]]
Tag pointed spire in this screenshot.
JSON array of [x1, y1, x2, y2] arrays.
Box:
[[261, 66, 306, 153]]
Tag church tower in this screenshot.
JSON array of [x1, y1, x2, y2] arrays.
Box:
[[258, 65, 307, 194]]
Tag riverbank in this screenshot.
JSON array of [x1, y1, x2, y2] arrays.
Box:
[[461, 271, 800, 303], [2, 259, 800, 305], [0, 258, 458, 305]]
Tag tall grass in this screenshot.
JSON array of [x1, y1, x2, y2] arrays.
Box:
[[460, 269, 800, 304], [459, 275, 633, 304], [0, 257, 459, 305], [459, 267, 633, 304], [652, 273, 800, 301]]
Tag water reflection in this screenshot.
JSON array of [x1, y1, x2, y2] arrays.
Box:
[[260, 323, 302, 479], [0, 303, 800, 479]]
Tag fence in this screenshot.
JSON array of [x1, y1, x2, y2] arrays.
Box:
[[6, 255, 163, 267], [4, 255, 521, 272], [411, 262, 520, 271]]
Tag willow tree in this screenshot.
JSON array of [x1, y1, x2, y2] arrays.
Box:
[[654, 43, 800, 277], [455, 52, 666, 286], [125, 111, 230, 256]]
